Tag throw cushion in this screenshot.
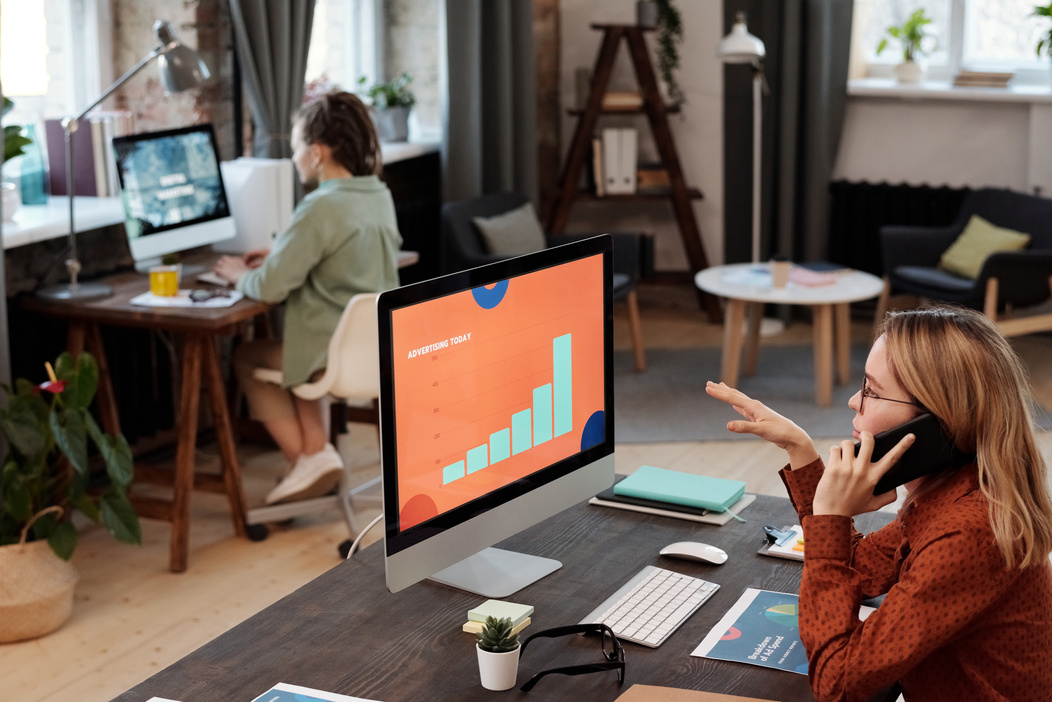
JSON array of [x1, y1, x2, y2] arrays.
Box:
[[938, 214, 1031, 279], [472, 202, 547, 256]]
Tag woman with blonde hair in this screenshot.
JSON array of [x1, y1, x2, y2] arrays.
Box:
[[215, 90, 402, 505], [708, 304, 1052, 701]]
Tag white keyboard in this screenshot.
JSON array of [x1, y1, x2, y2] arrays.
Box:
[[196, 271, 230, 287], [580, 565, 719, 648]]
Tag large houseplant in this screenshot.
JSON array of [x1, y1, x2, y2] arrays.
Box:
[[876, 8, 936, 83], [0, 352, 141, 559]]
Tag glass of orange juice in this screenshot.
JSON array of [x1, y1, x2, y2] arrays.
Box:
[[149, 265, 180, 297]]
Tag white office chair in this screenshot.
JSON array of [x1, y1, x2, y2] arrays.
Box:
[[244, 292, 383, 554]]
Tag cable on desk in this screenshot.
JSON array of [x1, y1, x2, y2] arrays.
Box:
[[346, 511, 383, 559]]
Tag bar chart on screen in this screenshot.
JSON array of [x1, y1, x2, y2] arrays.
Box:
[[390, 256, 606, 531]]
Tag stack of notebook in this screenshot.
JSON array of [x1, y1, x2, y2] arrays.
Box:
[[462, 599, 533, 636], [590, 466, 755, 525]]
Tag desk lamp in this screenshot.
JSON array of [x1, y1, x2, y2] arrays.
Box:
[[36, 20, 210, 302]]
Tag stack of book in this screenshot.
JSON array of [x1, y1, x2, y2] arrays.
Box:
[[590, 466, 755, 525], [462, 599, 533, 636], [636, 162, 670, 193], [952, 71, 1013, 88], [602, 91, 644, 110], [45, 110, 135, 198]]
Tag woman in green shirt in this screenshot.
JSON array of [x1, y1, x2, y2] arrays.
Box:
[[214, 91, 402, 504]]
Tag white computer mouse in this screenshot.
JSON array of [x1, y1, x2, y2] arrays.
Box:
[[659, 541, 728, 565]]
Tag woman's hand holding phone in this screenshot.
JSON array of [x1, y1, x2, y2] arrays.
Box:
[[813, 431, 915, 517]]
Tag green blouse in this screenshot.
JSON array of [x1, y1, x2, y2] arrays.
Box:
[[236, 175, 402, 386]]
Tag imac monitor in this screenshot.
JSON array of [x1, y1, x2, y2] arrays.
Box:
[[378, 235, 615, 597], [111, 124, 236, 270]]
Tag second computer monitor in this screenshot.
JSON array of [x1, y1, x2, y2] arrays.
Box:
[[111, 124, 236, 270], [378, 235, 615, 597]]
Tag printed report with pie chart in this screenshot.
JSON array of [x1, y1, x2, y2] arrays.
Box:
[[692, 588, 876, 674]]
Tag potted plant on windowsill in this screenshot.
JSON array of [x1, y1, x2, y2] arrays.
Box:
[[358, 73, 415, 143], [1033, 2, 1052, 66], [476, 615, 521, 691], [877, 8, 936, 84], [0, 352, 141, 642]]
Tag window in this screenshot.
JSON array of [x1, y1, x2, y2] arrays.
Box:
[[0, 0, 105, 123], [855, 0, 1051, 85], [306, 0, 381, 96]]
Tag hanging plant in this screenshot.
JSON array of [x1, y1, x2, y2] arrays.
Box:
[[1034, 2, 1052, 58], [655, 0, 685, 106]]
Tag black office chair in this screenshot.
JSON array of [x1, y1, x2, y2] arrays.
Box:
[[442, 192, 653, 371], [874, 187, 1052, 336]]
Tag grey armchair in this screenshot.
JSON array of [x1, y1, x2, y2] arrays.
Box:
[[442, 192, 653, 371], [875, 188, 1052, 336]]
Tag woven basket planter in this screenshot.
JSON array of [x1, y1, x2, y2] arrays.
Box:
[[0, 509, 79, 643]]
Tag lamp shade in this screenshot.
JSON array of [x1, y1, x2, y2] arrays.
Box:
[[718, 12, 765, 64], [153, 20, 211, 94]]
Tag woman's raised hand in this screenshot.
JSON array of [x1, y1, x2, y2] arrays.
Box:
[[705, 381, 820, 468]]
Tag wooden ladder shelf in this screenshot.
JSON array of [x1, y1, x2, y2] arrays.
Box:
[[547, 23, 720, 320]]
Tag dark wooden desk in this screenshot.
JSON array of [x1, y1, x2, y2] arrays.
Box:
[[22, 261, 271, 573], [116, 493, 893, 701]]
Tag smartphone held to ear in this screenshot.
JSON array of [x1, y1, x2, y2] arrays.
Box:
[[856, 413, 975, 495]]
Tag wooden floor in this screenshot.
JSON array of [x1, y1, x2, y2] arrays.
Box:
[[7, 282, 1052, 702]]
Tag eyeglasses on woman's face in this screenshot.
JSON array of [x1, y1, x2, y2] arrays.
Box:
[[859, 375, 923, 415]]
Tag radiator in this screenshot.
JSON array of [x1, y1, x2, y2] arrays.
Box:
[[827, 181, 970, 276]]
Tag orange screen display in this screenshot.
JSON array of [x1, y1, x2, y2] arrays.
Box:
[[389, 253, 606, 532]]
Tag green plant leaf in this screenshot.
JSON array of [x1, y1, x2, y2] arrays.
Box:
[[0, 396, 47, 459], [1, 460, 34, 522], [4, 125, 32, 162], [84, 414, 134, 488], [56, 352, 98, 410], [75, 492, 101, 522], [47, 520, 78, 560], [51, 406, 89, 476], [100, 489, 142, 545]]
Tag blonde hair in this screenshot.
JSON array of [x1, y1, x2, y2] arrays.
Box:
[[879, 305, 1052, 569]]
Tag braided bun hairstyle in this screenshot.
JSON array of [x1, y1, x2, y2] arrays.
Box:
[[296, 90, 382, 176]]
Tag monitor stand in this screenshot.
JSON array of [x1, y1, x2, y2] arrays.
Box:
[[428, 547, 561, 598]]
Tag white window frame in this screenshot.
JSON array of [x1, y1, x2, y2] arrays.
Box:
[[860, 0, 1051, 87], [1, 0, 105, 121]]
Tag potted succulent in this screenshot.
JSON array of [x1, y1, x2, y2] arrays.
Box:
[[357, 73, 415, 142], [876, 8, 936, 84], [475, 615, 521, 691], [0, 352, 141, 641]]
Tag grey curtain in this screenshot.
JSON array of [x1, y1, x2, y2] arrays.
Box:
[[230, 0, 316, 158], [723, 0, 854, 264], [442, 0, 537, 202]]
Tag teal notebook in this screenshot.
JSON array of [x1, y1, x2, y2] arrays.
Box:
[[613, 465, 746, 512]]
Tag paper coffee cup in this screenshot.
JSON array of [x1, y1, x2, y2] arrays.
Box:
[[770, 260, 790, 288]]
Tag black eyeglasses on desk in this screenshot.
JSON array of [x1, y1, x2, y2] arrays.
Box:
[[518, 622, 626, 692]]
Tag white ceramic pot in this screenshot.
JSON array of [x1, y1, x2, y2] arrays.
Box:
[[2, 181, 21, 221], [476, 643, 520, 691], [371, 106, 411, 142], [894, 60, 923, 84]]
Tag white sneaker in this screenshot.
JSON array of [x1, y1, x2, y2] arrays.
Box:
[[265, 443, 344, 505]]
